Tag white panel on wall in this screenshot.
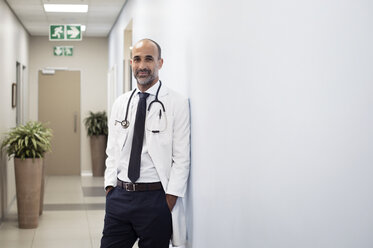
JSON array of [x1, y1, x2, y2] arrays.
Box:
[[107, 64, 118, 117]]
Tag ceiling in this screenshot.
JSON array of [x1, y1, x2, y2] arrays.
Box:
[[6, 0, 127, 37]]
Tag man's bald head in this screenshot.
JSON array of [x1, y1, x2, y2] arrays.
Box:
[[134, 39, 162, 59]]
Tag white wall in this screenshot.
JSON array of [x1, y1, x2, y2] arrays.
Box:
[[29, 36, 108, 175], [109, 0, 373, 247], [0, 0, 29, 220]]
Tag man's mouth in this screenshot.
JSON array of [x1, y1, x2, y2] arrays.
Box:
[[137, 70, 150, 77]]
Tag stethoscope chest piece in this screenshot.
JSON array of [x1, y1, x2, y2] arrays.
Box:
[[121, 120, 130, 129], [115, 119, 130, 128]]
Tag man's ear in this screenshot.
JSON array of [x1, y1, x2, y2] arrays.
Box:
[[158, 58, 164, 69]]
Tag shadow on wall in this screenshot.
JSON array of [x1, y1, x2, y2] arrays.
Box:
[[185, 176, 193, 248], [185, 99, 193, 248]]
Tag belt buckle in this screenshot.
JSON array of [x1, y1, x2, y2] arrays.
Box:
[[125, 183, 136, 191]]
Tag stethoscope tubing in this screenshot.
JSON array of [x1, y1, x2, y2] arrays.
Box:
[[148, 81, 165, 112], [121, 89, 137, 128]]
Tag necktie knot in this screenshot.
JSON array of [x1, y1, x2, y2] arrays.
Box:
[[139, 92, 149, 99]]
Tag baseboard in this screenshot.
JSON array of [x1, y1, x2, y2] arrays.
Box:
[[81, 170, 93, 177]]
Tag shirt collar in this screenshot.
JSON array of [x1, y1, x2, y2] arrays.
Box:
[[136, 81, 160, 96]]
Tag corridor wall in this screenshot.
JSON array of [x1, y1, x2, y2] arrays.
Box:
[[108, 0, 373, 247], [0, 0, 29, 221]]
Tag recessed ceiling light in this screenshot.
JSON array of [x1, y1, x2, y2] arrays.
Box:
[[44, 4, 88, 13]]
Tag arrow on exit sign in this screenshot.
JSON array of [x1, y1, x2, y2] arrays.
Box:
[[54, 46, 64, 56], [66, 25, 81, 40]]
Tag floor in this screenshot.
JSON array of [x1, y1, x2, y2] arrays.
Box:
[[0, 176, 139, 248]]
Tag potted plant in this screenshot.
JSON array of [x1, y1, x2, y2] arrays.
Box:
[[1, 121, 52, 228], [84, 111, 108, 176]]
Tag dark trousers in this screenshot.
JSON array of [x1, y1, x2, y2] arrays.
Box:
[[101, 186, 172, 248]]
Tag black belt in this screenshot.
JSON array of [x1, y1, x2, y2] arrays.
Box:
[[117, 179, 163, 192]]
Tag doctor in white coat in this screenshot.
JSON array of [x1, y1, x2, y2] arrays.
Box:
[[101, 39, 190, 248]]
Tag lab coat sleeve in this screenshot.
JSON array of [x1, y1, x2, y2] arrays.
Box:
[[166, 98, 191, 197], [104, 99, 120, 189]]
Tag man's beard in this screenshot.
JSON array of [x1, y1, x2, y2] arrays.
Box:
[[135, 69, 156, 86]]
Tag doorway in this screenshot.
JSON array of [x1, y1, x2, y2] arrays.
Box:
[[123, 20, 133, 93], [38, 70, 81, 175]]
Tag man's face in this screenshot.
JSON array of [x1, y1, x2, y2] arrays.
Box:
[[131, 40, 163, 86]]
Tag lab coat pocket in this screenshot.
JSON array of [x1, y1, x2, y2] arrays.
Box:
[[147, 115, 173, 146]]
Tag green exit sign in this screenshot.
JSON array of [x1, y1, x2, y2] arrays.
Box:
[[54, 46, 74, 56], [50, 25, 82, 41]]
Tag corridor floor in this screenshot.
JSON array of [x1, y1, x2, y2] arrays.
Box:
[[0, 176, 140, 248]]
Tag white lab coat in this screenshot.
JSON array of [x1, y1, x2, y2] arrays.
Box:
[[104, 83, 190, 247]]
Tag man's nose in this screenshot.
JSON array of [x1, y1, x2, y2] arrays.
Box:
[[138, 60, 147, 69]]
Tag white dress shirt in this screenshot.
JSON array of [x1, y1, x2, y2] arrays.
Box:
[[117, 81, 161, 183]]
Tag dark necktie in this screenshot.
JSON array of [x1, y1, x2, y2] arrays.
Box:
[[128, 92, 149, 183]]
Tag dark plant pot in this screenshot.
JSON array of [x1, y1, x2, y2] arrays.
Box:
[[14, 158, 42, 228], [90, 135, 107, 176]]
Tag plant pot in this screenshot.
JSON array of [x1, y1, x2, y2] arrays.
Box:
[[14, 158, 42, 229], [90, 135, 107, 176]]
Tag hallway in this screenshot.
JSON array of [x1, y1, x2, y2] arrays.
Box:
[[2, 0, 373, 247], [0, 176, 138, 248]]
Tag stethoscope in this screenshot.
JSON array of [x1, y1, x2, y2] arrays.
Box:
[[115, 81, 167, 133]]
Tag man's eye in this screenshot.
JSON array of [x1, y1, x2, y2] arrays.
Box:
[[145, 57, 153, 61]]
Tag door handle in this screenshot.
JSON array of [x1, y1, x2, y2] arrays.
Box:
[[74, 113, 77, 133]]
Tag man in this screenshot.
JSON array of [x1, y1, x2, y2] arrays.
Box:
[[101, 39, 190, 248]]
